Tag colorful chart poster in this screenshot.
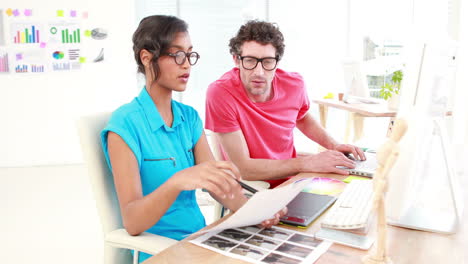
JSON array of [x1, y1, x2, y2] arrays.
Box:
[[2, 9, 103, 74], [10, 22, 44, 44], [48, 21, 81, 44], [12, 48, 46, 73], [0, 50, 9, 73], [48, 46, 81, 71]]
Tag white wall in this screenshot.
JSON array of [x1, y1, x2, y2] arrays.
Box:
[[0, 0, 137, 167]]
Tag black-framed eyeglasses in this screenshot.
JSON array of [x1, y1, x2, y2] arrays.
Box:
[[238, 56, 278, 71], [164, 50, 200, 66]]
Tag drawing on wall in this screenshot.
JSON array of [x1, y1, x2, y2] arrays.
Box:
[[10, 22, 44, 44], [0, 50, 9, 73], [0, 8, 107, 74], [93, 48, 104, 62], [48, 22, 81, 44], [91, 28, 107, 40], [12, 48, 46, 73], [49, 47, 81, 70]]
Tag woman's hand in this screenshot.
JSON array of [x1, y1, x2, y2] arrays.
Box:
[[260, 207, 288, 228], [170, 160, 243, 200]]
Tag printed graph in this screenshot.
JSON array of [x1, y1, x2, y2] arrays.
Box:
[[0, 52, 9, 73], [11, 23, 41, 44], [31, 64, 45, 72], [49, 23, 82, 44], [52, 62, 71, 71], [15, 64, 28, 73]]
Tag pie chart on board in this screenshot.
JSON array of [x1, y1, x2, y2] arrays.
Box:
[[52, 51, 64, 59], [301, 177, 346, 196]]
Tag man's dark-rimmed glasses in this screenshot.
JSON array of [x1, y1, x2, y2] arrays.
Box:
[[238, 55, 278, 71]]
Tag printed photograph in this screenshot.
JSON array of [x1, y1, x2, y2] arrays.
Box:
[[202, 236, 237, 251], [288, 234, 321, 248], [218, 228, 252, 242], [261, 252, 301, 264], [230, 244, 267, 260], [259, 227, 292, 240], [245, 235, 280, 250], [275, 242, 313, 258], [238, 225, 262, 234]]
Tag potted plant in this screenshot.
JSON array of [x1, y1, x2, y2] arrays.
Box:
[[379, 70, 403, 110]]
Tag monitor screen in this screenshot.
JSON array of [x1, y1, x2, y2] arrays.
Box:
[[385, 40, 462, 234], [342, 58, 370, 101]]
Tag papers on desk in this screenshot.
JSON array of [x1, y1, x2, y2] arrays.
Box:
[[200, 178, 311, 234], [190, 225, 332, 264]]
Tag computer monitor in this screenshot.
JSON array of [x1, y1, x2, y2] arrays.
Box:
[[385, 40, 463, 234]]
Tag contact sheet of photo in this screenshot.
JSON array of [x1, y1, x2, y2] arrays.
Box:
[[190, 225, 332, 264]]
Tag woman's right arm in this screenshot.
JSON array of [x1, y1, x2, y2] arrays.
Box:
[[107, 131, 182, 236], [108, 131, 244, 235]]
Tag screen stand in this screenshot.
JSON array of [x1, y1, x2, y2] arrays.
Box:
[[387, 118, 463, 234]]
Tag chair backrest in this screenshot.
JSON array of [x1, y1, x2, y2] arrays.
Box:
[[77, 112, 123, 234], [206, 130, 270, 191]]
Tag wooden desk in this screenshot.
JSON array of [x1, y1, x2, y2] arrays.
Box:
[[144, 172, 467, 264], [312, 98, 397, 143]]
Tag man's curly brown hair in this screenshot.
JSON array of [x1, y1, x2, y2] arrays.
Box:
[[229, 20, 285, 60]]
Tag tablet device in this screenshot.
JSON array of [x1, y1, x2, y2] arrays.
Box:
[[280, 192, 337, 227]]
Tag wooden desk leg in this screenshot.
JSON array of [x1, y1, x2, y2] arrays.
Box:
[[353, 114, 364, 143], [319, 105, 328, 128], [344, 112, 353, 143], [345, 113, 364, 143]]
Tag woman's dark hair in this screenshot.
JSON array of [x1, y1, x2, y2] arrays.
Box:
[[132, 15, 188, 81], [229, 20, 285, 60]]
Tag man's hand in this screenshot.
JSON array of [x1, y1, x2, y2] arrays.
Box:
[[333, 144, 366, 161], [298, 150, 356, 175]]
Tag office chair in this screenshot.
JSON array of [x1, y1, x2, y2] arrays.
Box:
[[77, 113, 177, 264], [205, 130, 270, 219]]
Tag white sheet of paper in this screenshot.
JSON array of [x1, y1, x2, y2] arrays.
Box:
[[201, 179, 311, 234]]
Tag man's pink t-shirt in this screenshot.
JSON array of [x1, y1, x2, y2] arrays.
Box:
[[205, 67, 310, 188]]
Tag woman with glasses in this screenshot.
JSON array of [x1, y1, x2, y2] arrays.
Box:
[[101, 15, 286, 263]]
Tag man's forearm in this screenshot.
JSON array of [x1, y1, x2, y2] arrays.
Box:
[[235, 157, 303, 181], [297, 113, 338, 150]]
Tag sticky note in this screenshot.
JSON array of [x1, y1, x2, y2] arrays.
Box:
[[79, 57, 86, 63], [12, 9, 20, 17], [16, 53, 23, 60], [6, 8, 13, 16], [57, 10, 64, 17], [82, 11, 88, 19], [24, 9, 32, 16], [39, 42, 47, 48], [84, 30, 92, 37], [343, 176, 370, 183], [323, 92, 334, 99], [70, 10, 77, 17]]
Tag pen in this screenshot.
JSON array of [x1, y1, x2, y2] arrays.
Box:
[[236, 179, 258, 194]]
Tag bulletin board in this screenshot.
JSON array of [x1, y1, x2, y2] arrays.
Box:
[[0, 2, 136, 167], [0, 8, 107, 75]]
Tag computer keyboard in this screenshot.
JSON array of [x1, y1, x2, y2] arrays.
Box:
[[321, 180, 374, 230], [354, 158, 378, 171]]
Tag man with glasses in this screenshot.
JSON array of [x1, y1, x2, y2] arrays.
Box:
[[205, 20, 365, 188]]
